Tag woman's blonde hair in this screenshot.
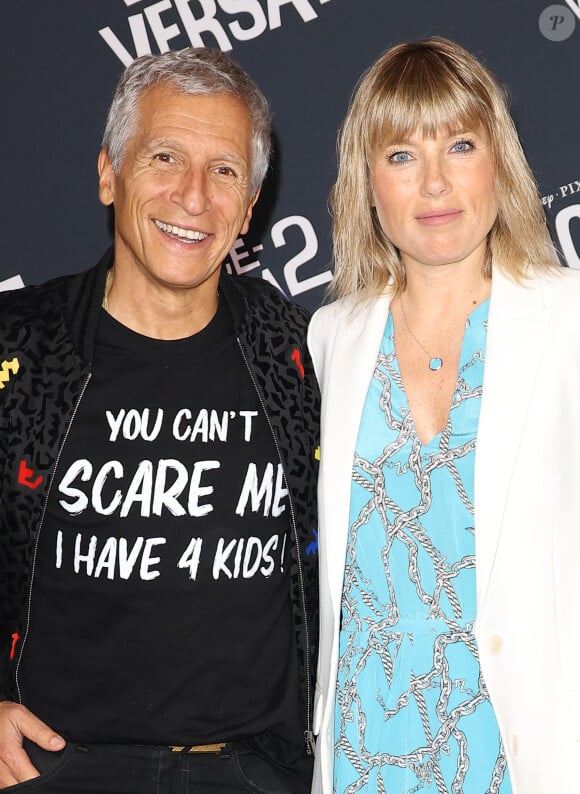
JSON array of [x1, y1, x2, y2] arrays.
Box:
[[330, 36, 558, 299]]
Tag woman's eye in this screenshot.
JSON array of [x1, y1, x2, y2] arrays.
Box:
[[388, 151, 411, 164], [451, 140, 474, 154]]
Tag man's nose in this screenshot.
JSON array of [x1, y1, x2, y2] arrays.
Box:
[[171, 168, 211, 215]]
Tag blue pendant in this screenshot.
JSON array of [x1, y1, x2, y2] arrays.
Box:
[[429, 357, 443, 371]]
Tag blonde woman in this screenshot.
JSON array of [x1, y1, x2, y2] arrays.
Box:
[[309, 37, 580, 793]]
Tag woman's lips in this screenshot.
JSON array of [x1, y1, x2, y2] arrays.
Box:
[[416, 209, 463, 226]]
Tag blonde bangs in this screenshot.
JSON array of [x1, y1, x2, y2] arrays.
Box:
[[362, 56, 492, 155]]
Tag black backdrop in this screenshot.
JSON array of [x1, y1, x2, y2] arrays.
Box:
[[2, 0, 579, 309]]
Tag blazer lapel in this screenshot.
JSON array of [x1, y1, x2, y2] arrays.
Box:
[[475, 268, 552, 612], [321, 294, 392, 611]]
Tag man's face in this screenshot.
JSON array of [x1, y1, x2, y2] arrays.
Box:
[[98, 85, 259, 298]]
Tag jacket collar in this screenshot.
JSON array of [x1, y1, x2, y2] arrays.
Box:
[[65, 248, 246, 366], [65, 247, 112, 366], [218, 268, 249, 334], [474, 266, 553, 611], [318, 293, 393, 610]]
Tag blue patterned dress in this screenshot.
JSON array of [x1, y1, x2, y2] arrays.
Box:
[[334, 300, 512, 794]]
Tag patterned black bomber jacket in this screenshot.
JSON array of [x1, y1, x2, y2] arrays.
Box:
[[0, 249, 320, 747]]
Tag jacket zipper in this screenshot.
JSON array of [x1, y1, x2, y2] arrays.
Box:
[[236, 338, 315, 754], [15, 371, 92, 702]]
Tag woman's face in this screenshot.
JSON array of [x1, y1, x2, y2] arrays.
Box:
[[370, 124, 498, 276]]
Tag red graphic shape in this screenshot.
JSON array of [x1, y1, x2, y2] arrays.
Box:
[[291, 349, 305, 379], [10, 633, 20, 660], [18, 460, 43, 490]]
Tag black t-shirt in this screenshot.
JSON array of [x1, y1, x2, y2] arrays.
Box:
[[20, 301, 306, 775]]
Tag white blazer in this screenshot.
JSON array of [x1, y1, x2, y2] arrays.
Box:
[[308, 266, 580, 793]]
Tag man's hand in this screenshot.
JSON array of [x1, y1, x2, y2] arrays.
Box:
[[0, 702, 65, 787]]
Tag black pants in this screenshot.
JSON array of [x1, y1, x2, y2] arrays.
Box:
[[1, 742, 304, 794]]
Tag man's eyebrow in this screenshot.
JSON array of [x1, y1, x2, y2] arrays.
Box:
[[214, 151, 248, 166], [140, 138, 180, 151], [140, 139, 247, 164]]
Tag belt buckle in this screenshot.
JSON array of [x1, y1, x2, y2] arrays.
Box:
[[169, 743, 225, 754]]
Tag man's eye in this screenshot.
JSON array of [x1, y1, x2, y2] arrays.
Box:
[[154, 153, 174, 163], [215, 165, 235, 176]]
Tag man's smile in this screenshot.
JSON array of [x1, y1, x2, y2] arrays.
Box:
[[153, 218, 210, 243]]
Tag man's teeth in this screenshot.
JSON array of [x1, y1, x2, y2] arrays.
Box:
[[154, 220, 208, 241]]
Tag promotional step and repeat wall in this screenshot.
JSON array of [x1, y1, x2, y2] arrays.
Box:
[[1, 0, 579, 309]]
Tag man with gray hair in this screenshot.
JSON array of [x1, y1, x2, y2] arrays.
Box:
[[0, 48, 318, 793]]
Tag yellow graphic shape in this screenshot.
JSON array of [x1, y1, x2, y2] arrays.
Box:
[[314, 446, 320, 461], [0, 357, 20, 390]]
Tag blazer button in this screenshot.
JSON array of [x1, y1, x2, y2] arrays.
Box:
[[488, 634, 503, 655]]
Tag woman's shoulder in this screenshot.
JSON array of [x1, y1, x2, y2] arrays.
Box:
[[538, 265, 580, 307], [310, 291, 390, 334], [308, 292, 391, 381], [516, 267, 580, 342], [311, 294, 357, 329], [493, 263, 580, 314], [308, 298, 354, 376]]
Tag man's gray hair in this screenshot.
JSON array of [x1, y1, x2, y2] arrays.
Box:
[[101, 48, 271, 195]]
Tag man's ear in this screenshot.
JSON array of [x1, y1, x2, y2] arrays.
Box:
[[97, 149, 115, 207], [240, 187, 261, 236]]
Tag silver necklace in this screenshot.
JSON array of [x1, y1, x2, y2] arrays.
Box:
[[399, 295, 443, 372]]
